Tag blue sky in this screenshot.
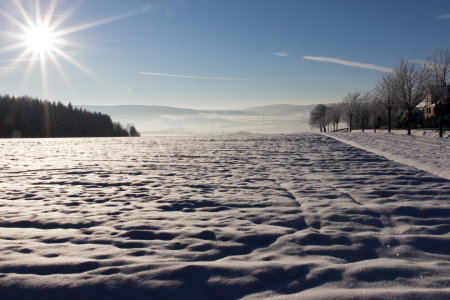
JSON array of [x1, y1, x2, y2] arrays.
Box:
[[0, 0, 449, 109]]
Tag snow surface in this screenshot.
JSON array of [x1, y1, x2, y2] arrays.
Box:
[[326, 131, 450, 180], [196, 122, 312, 135], [0, 134, 449, 299], [358, 129, 450, 139]]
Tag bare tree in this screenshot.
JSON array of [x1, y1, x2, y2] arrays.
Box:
[[309, 104, 328, 132], [309, 106, 320, 131], [358, 91, 372, 132], [394, 58, 429, 135], [342, 91, 361, 132], [374, 72, 397, 132], [126, 123, 141, 137], [325, 108, 333, 132], [329, 103, 343, 131], [369, 96, 382, 133], [425, 48, 450, 137]]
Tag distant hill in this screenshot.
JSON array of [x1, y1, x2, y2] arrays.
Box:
[[75, 105, 252, 132], [77, 104, 318, 120], [77, 105, 204, 121], [75, 104, 319, 132], [244, 104, 319, 116]]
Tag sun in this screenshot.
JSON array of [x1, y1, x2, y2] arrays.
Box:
[[25, 25, 56, 53], [0, 0, 143, 98]]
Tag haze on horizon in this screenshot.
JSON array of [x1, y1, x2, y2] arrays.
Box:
[[0, 0, 449, 110]]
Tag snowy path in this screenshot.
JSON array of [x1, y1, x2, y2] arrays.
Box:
[[326, 131, 450, 180], [0, 134, 449, 299]]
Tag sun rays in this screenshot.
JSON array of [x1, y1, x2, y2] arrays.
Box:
[[0, 0, 141, 98]]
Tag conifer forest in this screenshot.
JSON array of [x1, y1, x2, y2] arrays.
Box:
[[0, 95, 139, 138]]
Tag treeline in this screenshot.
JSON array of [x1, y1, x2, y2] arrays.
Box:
[[0, 95, 140, 138], [309, 48, 450, 137]]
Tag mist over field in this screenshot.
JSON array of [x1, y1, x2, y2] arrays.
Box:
[[76, 104, 316, 134]]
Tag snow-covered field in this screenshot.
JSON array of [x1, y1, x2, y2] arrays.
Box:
[[1, 134, 449, 299]]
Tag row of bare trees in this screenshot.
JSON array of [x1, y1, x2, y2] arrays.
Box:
[[309, 49, 450, 137], [309, 91, 381, 133]]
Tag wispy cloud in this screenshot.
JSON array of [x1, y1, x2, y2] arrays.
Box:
[[303, 56, 393, 72], [437, 14, 450, 19], [140, 72, 253, 81], [411, 59, 426, 65], [274, 52, 289, 57]]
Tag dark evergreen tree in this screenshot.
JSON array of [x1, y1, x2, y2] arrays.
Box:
[[0, 95, 122, 138], [113, 121, 129, 136]]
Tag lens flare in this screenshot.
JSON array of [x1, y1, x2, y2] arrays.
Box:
[[11, 130, 22, 138]]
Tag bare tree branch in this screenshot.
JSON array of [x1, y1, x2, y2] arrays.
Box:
[[309, 104, 329, 132], [425, 48, 450, 137], [342, 91, 361, 132], [394, 57, 429, 135], [374, 72, 397, 132], [358, 91, 372, 132]]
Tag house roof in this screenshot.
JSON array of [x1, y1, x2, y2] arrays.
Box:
[[417, 100, 427, 108]]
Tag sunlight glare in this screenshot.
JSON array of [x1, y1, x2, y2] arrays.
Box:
[[25, 26, 55, 52], [0, 0, 143, 97]]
